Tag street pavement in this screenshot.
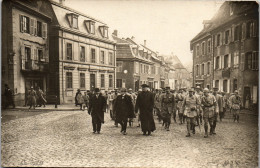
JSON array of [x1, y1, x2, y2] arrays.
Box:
[[1, 107, 258, 168]]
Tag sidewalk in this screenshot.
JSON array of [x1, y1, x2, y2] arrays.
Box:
[[2, 104, 82, 112]]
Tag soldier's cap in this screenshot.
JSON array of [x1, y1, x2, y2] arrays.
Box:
[[141, 84, 149, 88], [203, 88, 209, 92], [234, 90, 238, 93], [138, 89, 142, 92], [94, 88, 100, 92], [188, 89, 195, 92], [128, 88, 132, 91], [196, 86, 201, 89]]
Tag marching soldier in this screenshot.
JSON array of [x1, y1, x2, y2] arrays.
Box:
[[201, 88, 218, 138], [161, 86, 175, 131], [171, 89, 177, 123], [182, 89, 199, 137], [176, 89, 185, 124], [230, 90, 242, 123], [195, 86, 203, 125], [154, 89, 162, 123], [212, 88, 221, 134]]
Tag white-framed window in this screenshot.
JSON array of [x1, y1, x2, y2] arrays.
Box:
[[196, 44, 200, 56], [135, 62, 139, 73], [201, 42, 206, 55], [207, 39, 211, 54], [108, 52, 113, 65], [100, 51, 105, 64], [116, 62, 123, 72]]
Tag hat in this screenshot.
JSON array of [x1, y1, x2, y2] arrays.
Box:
[[188, 89, 194, 92], [138, 89, 142, 92], [203, 88, 209, 92], [94, 88, 100, 92], [77, 89, 81, 91], [234, 90, 238, 93], [121, 88, 127, 92], [141, 84, 149, 88], [31, 86, 34, 89], [196, 86, 201, 89], [128, 88, 132, 91]]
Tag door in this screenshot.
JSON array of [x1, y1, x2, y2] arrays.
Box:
[[244, 87, 251, 107], [90, 74, 96, 91]]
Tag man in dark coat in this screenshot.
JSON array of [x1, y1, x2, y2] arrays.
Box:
[[4, 84, 15, 109], [135, 84, 156, 136], [88, 88, 106, 134], [114, 88, 135, 135]]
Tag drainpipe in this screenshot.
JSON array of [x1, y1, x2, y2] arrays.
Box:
[[61, 30, 64, 103]]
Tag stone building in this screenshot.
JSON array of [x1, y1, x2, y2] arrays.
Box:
[[2, 0, 52, 105], [48, 0, 116, 104], [191, 1, 258, 107]]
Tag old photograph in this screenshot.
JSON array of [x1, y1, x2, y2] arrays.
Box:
[[1, 0, 259, 167]]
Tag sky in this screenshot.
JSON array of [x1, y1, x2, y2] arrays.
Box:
[[64, 0, 223, 66]]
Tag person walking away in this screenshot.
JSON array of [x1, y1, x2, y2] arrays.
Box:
[[230, 90, 241, 123], [36, 87, 47, 107], [76, 90, 84, 110], [28, 86, 37, 109], [127, 88, 136, 127], [161, 87, 175, 131], [114, 88, 135, 135], [212, 88, 221, 135], [201, 88, 217, 138], [112, 88, 120, 127], [4, 84, 15, 109], [135, 84, 156, 136], [88, 88, 106, 134], [182, 89, 199, 137]]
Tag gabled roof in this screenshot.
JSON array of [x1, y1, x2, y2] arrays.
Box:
[[112, 34, 130, 44], [140, 45, 161, 62], [163, 55, 186, 69]]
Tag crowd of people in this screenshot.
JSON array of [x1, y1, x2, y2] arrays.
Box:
[[77, 84, 242, 137]]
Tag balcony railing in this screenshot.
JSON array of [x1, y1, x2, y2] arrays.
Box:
[[22, 59, 49, 72]]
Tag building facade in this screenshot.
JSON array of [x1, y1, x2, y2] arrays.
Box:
[[2, 0, 51, 105], [191, 1, 258, 107], [48, 0, 116, 104]]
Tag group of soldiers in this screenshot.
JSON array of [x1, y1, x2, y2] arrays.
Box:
[[82, 84, 242, 137]]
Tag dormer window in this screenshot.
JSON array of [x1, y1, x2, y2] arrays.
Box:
[[84, 20, 95, 34], [66, 13, 78, 29], [230, 4, 233, 16], [99, 25, 108, 38]]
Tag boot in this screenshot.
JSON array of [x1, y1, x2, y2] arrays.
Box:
[[204, 126, 208, 138], [186, 133, 191, 137], [166, 123, 170, 131], [209, 127, 213, 135], [192, 125, 196, 134]]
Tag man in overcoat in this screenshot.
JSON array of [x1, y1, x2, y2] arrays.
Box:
[[88, 88, 106, 134], [135, 84, 156, 136], [230, 90, 241, 123], [114, 88, 135, 135]]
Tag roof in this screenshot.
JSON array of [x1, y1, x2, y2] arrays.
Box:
[[163, 55, 186, 69], [112, 35, 130, 44], [140, 45, 161, 62], [190, 1, 258, 44]]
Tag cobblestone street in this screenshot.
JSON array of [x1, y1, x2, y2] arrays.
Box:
[[1, 108, 258, 168]]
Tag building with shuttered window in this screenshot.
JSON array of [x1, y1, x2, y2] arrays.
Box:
[[2, 0, 51, 105], [191, 1, 258, 107]]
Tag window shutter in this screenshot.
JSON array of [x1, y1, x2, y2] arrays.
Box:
[[240, 53, 245, 71], [34, 19, 37, 36], [242, 23, 246, 40], [231, 26, 235, 42], [220, 32, 223, 45], [214, 35, 217, 47], [253, 20, 257, 37], [42, 22, 47, 39], [30, 18, 34, 35], [21, 46, 25, 69], [214, 57, 216, 69], [34, 48, 37, 61], [227, 79, 230, 93], [20, 15, 24, 32], [23, 17, 27, 32], [228, 28, 231, 43], [204, 63, 207, 75], [223, 31, 226, 44], [228, 54, 231, 67]]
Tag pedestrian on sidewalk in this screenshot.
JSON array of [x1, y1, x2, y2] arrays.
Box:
[[161, 86, 175, 131], [36, 87, 47, 107], [82, 91, 89, 111], [76, 89, 84, 110], [114, 88, 135, 135], [230, 90, 242, 123], [201, 88, 217, 138], [3, 84, 15, 109], [28, 86, 37, 109], [135, 84, 156, 136], [88, 88, 106, 134], [182, 89, 199, 137]]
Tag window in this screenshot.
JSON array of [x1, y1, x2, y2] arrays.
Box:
[[72, 16, 78, 29], [38, 49, 44, 61], [246, 21, 254, 38], [25, 47, 31, 69], [66, 43, 72, 60], [101, 74, 105, 88], [207, 62, 210, 74], [202, 42, 205, 55], [224, 55, 229, 68], [100, 51, 105, 64], [135, 62, 139, 73], [80, 73, 85, 88], [252, 52, 259, 70], [151, 66, 155, 74], [116, 79, 122, 88], [233, 79, 237, 92], [245, 52, 252, 70], [108, 52, 113, 65], [80, 46, 85, 62], [223, 80, 228, 92], [196, 64, 199, 76], [207, 40, 211, 53], [100, 26, 108, 38], [90, 22, 95, 34], [109, 75, 113, 88], [216, 56, 220, 69], [217, 34, 221, 46], [20, 15, 30, 33], [234, 52, 239, 67], [215, 80, 219, 89], [66, 72, 73, 89], [85, 20, 95, 34], [37, 21, 42, 37], [116, 62, 123, 72], [196, 44, 200, 56], [91, 49, 95, 63], [201, 64, 204, 75], [234, 25, 240, 41], [225, 30, 230, 44]]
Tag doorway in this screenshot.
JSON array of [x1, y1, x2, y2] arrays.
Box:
[[244, 87, 251, 108], [90, 74, 96, 91]]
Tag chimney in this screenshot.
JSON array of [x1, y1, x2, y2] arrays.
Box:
[[112, 30, 118, 36], [59, 0, 65, 5], [144, 40, 146, 47], [131, 36, 135, 41], [202, 20, 212, 29]]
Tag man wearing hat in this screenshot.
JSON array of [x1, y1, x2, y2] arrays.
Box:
[[161, 86, 175, 131], [176, 89, 185, 124], [212, 87, 222, 134], [127, 88, 136, 127], [201, 88, 217, 138], [88, 88, 107, 134], [112, 88, 120, 127], [135, 84, 156, 135], [4, 84, 15, 109], [28, 86, 37, 109], [154, 89, 162, 123], [230, 90, 241, 122], [114, 88, 135, 135], [195, 86, 203, 125], [182, 88, 199, 137]]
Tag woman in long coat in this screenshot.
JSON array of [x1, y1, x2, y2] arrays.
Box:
[[114, 88, 135, 135], [135, 84, 156, 136]]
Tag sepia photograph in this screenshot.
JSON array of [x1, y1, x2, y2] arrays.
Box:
[[1, 0, 259, 167]]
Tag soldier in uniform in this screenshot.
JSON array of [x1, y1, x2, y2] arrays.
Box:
[[170, 89, 177, 123], [230, 90, 241, 122], [212, 87, 221, 134], [154, 89, 162, 123], [201, 88, 218, 138], [127, 88, 136, 127], [161, 87, 175, 131], [222, 91, 228, 120], [182, 89, 199, 137], [195, 86, 203, 125]]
